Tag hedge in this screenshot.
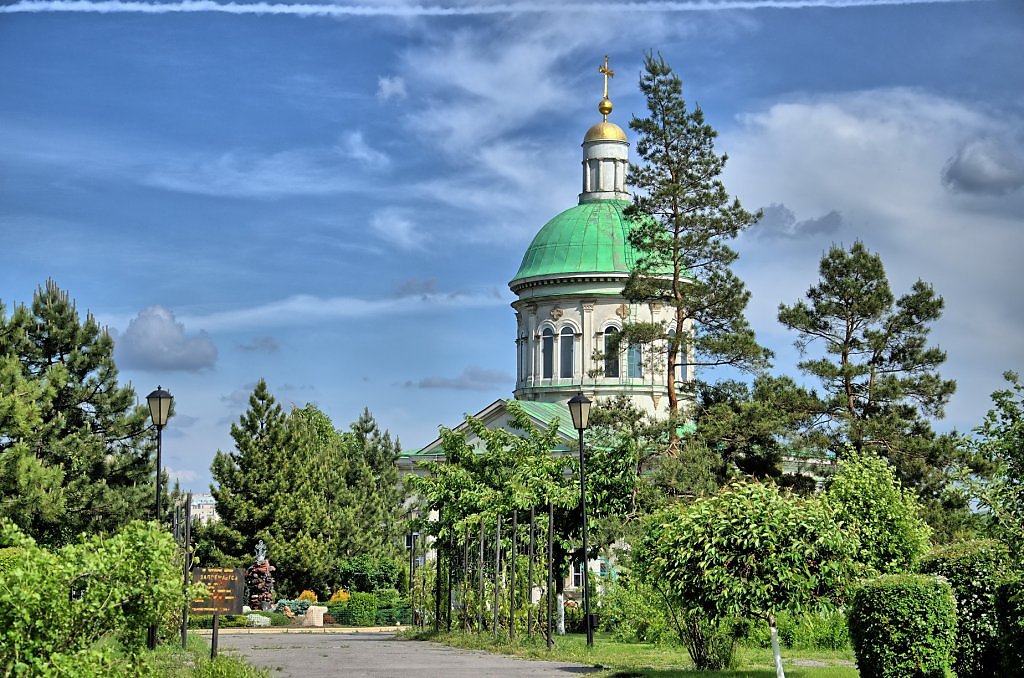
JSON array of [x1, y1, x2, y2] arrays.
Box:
[[995, 575, 1024, 676], [920, 539, 1009, 678], [849, 574, 957, 678], [188, 611, 289, 628]]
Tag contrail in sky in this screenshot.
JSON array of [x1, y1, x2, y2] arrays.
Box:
[[0, 0, 980, 16]]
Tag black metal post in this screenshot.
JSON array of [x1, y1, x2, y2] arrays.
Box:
[[509, 510, 517, 642], [447, 531, 454, 633], [148, 422, 165, 651], [546, 500, 554, 650], [477, 517, 484, 633], [462, 524, 470, 631], [434, 503, 444, 632], [527, 507, 535, 639], [492, 515, 500, 640], [181, 492, 192, 649], [578, 428, 593, 648]]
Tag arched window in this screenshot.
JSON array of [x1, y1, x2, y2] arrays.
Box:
[[627, 343, 643, 379], [604, 327, 619, 378], [542, 328, 554, 379], [559, 327, 575, 378]]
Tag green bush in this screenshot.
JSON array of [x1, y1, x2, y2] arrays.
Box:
[[743, 610, 850, 651], [372, 587, 401, 609], [188, 612, 289, 629], [994, 574, 1024, 676], [346, 591, 378, 626], [0, 519, 195, 675], [849, 574, 957, 678], [0, 546, 23, 574], [600, 580, 675, 645], [920, 539, 1009, 678], [335, 555, 401, 592]]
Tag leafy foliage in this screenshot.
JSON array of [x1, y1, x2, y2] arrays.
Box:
[[969, 371, 1024, 552], [848, 574, 957, 678], [621, 53, 770, 421], [994, 574, 1024, 675], [824, 451, 931, 575], [0, 519, 198, 675], [637, 481, 855, 673], [0, 281, 158, 546], [920, 539, 1010, 678]]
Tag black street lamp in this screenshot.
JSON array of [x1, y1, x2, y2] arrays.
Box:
[[147, 386, 173, 521], [567, 390, 593, 648], [146, 385, 172, 650]]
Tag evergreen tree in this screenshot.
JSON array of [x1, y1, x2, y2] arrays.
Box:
[[205, 379, 288, 564], [0, 281, 154, 545], [621, 53, 771, 427], [778, 241, 974, 533], [345, 408, 403, 557]]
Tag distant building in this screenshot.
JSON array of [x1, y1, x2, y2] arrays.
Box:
[[191, 492, 219, 525]]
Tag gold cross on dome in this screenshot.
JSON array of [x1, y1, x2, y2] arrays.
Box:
[[599, 55, 615, 99]]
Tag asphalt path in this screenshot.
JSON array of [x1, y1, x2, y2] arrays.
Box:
[[214, 631, 599, 677]]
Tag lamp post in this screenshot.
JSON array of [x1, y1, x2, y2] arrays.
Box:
[[146, 385, 172, 650], [567, 390, 593, 648]]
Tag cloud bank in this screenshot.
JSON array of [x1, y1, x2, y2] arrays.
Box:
[[0, 0, 978, 16]]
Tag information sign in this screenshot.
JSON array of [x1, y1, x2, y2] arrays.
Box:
[[191, 567, 245, 615]]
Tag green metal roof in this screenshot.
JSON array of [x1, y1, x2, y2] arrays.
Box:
[[511, 199, 639, 283], [512, 400, 577, 441]]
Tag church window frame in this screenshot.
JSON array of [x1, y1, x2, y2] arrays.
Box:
[[541, 326, 555, 379], [627, 342, 643, 379], [559, 325, 576, 379], [603, 324, 621, 378]]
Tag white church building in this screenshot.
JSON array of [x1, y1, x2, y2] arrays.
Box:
[[399, 66, 686, 471]]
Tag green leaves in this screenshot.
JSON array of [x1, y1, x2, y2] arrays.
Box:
[[637, 481, 856, 627]]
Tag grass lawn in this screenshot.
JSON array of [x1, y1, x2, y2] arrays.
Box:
[[147, 633, 269, 678], [402, 629, 858, 678]]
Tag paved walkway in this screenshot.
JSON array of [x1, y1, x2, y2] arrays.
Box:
[[212, 630, 598, 677]]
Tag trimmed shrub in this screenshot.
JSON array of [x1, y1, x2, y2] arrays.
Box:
[[920, 539, 1010, 678], [297, 589, 318, 603], [328, 587, 350, 603], [994, 575, 1024, 676], [849, 574, 957, 678], [346, 591, 378, 626]]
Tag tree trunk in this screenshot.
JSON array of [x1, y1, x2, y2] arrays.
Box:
[[768, 613, 785, 678], [556, 593, 565, 635]]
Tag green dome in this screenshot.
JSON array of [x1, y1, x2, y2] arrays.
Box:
[[511, 199, 639, 285]]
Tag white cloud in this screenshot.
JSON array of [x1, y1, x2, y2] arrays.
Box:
[[336, 131, 390, 170], [942, 137, 1024, 196], [117, 305, 218, 371], [370, 208, 429, 250], [178, 289, 509, 331], [377, 75, 407, 101], [723, 88, 1024, 430], [408, 366, 513, 391], [166, 467, 200, 483]]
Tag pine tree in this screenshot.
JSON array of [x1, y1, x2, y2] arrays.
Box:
[[206, 379, 288, 563], [622, 53, 771, 426], [0, 281, 154, 545], [778, 241, 973, 533]]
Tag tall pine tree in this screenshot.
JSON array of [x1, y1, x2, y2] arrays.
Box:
[[0, 280, 155, 545], [778, 241, 974, 535], [621, 53, 770, 432]]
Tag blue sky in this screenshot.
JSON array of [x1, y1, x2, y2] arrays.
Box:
[[2, 0, 1022, 491]]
